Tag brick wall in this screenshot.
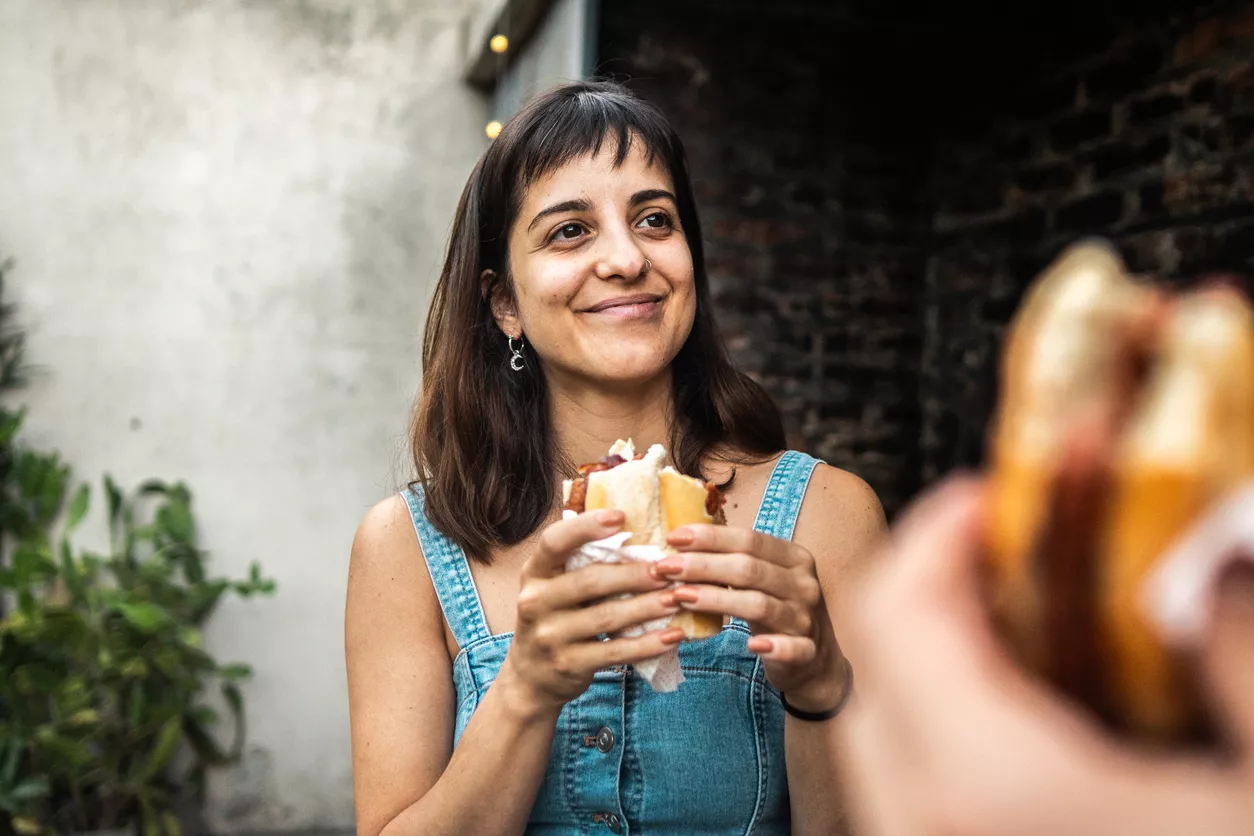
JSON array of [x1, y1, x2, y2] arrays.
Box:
[[599, 1, 1254, 518], [922, 2, 1254, 483], [599, 9, 937, 516]]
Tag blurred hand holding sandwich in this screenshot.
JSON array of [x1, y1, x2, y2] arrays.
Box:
[[985, 238, 1254, 744]]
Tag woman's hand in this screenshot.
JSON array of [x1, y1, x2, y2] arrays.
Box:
[[835, 476, 1254, 836], [654, 525, 848, 709], [498, 509, 687, 718]]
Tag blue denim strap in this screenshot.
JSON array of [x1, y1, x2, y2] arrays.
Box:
[[727, 450, 823, 634], [752, 450, 822, 542], [402, 485, 492, 648]]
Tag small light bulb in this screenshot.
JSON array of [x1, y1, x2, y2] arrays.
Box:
[[485, 120, 503, 139], [489, 34, 509, 54]]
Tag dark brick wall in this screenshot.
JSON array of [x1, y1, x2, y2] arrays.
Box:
[[922, 2, 1254, 483], [598, 1, 1254, 518], [599, 9, 936, 516]]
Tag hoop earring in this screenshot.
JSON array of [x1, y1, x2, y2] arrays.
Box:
[[508, 335, 525, 372]]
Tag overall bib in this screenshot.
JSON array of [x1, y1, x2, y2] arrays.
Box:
[[404, 451, 821, 835]]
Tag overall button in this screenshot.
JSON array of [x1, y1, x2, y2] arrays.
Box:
[[592, 812, 622, 833], [595, 726, 615, 753]]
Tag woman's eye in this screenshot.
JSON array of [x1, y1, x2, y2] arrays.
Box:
[[638, 212, 671, 230], [553, 223, 585, 241]]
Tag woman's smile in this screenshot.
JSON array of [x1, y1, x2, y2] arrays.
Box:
[[580, 292, 666, 321]]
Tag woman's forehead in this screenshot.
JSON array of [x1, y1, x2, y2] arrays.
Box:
[[520, 143, 674, 207]]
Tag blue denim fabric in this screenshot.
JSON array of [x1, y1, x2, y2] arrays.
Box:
[[405, 451, 822, 835]]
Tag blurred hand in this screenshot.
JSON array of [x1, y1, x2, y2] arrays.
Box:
[[835, 476, 1254, 836]]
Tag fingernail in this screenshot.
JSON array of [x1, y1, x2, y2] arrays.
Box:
[[672, 587, 699, 604], [661, 628, 686, 645], [595, 509, 625, 526], [654, 557, 684, 575], [659, 591, 677, 607], [747, 637, 774, 654], [667, 528, 694, 547]]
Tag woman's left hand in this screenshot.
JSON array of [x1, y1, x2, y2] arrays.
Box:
[[653, 525, 848, 710]]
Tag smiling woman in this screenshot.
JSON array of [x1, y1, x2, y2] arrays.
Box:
[[344, 80, 887, 836]]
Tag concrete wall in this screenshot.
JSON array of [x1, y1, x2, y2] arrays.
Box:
[[0, 0, 488, 829]]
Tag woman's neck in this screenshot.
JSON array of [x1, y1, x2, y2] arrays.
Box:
[[547, 371, 675, 470]]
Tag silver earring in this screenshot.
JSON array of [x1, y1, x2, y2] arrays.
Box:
[[508, 335, 525, 372]]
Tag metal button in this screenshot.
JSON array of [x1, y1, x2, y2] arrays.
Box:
[[595, 726, 615, 753], [592, 812, 622, 832]]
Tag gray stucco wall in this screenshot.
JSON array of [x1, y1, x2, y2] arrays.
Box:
[[0, 0, 488, 829]]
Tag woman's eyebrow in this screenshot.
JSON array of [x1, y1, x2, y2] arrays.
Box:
[[629, 189, 676, 207], [527, 198, 592, 232]]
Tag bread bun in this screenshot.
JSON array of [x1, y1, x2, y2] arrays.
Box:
[[985, 240, 1254, 744], [566, 440, 725, 640]]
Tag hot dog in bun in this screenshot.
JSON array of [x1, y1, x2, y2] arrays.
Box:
[[563, 439, 726, 640]]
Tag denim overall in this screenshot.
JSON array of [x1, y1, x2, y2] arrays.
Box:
[[405, 451, 821, 835]]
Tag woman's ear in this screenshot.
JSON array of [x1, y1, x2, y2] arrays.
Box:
[[483, 269, 521, 337]]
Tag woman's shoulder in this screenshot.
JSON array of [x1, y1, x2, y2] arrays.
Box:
[[348, 493, 441, 618], [793, 459, 888, 580]]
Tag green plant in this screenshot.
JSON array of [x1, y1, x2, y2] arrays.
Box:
[[0, 438, 276, 835], [0, 256, 276, 836]]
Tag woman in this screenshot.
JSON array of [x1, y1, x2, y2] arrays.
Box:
[[835, 474, 1254, 836], [345, 80, 885, 836]]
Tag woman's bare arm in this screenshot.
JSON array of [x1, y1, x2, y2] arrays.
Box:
[[784, 466, 888, 836], [345, 496, 560, 836], [346, 498, 684, 836]]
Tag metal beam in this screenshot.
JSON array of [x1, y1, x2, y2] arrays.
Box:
[[464, 0, 559, 90]]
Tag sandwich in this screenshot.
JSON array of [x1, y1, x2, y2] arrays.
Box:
[[984, 239, 1254, 744], [563, 439, 726, 640]]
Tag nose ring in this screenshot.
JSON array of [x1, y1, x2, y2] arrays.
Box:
[[641, 258, 652, 276]]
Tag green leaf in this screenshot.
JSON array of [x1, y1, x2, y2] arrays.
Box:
[[66, 708, 99, 727], [121, 658, 150, 679], [182, 718, 229, 765], [139, 716, 182, 781], [31, 729, 92, 767], [0, 738, 19, 784], [104, 473, 124, 545], [138, 479, 169, 496], [221, 682, 246, 760], [8, 777, 49, 803], [129, 684, 148, 727], [218, 663, 252, 682], [58, 538, 84, 601], [158, 499, 195, 543], [190, 705, 218, 726], [11, 815, 41, 835], [65, 484, 90, 531], [140, 794, 160, 836], [116, 601, 169, 633], [162, 812, 182, 836]]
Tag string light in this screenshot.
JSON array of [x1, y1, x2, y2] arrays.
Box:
[[484, 9, 511, 141]]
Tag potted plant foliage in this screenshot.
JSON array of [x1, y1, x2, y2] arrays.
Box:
[[0, 257, 276, 836]]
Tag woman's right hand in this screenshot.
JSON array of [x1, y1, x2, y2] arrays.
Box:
[[498, 509, 686, 716]]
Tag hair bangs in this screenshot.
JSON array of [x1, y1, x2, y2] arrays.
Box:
[[513, 88, 674, 191]]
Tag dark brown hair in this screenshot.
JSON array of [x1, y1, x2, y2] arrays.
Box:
[[412, 80, 785, 561]]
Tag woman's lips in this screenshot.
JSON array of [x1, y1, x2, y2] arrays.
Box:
[[590, 300, 662, 319], [582, 295, 665, 320]]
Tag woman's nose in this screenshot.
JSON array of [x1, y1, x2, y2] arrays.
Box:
[[592, 226, 647, 281]]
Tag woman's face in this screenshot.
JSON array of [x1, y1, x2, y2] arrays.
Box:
[[497, 140, 697, 389]]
